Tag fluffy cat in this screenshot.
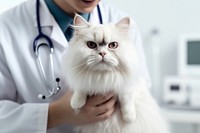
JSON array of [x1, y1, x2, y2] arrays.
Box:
[[62, 14, 170, 133]]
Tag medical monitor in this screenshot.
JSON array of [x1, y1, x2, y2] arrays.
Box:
[[178, 34, 200, 76]]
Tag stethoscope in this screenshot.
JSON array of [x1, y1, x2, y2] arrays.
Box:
[[33, 0, 103, 99]]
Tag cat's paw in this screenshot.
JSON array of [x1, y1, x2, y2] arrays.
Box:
[[70, 96, 86, 110], [121, 107, 136, 123], [122, 111, 136, 123]]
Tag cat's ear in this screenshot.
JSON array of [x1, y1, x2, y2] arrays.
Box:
[[116, 17, 130, 32], [73, 13, 90, 27]]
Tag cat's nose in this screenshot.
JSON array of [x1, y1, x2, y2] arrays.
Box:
[[99, 52, 106, 57]]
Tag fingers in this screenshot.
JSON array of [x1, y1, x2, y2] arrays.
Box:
[[79, 95, 117, 124], [95, 96, 116, 116], [87, 92, 115, 106], [84, 95, 116, 116], [51, 90, 116, 126], [96, 106, 115, 121]]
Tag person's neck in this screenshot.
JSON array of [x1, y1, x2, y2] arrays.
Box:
[[53, 0, 76, 17]]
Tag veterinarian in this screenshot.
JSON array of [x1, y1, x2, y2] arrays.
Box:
[[0, 0, 150, 132]]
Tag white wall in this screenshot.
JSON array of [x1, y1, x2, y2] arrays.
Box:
[[106, 0, 200, 100]]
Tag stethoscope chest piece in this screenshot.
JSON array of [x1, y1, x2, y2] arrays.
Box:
[[34, 0, 61, 100]]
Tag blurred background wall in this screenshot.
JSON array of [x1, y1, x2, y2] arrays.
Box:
[[107, 0, 200, 100]]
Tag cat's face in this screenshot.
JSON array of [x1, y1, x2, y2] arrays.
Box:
[[71, 25, 122, 71], [65, 14, 134, 74], [82, 39, 119, 71]]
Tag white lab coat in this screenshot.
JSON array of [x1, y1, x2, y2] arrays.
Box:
[[0, 0, 150, 132]]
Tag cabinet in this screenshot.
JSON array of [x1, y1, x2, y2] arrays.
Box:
[[162, 107, 200, 133]]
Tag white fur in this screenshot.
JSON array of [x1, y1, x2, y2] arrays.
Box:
[[62, 14, 170, 133]]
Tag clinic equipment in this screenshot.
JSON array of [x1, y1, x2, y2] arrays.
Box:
[[33, 0, 103, 99], [163, 76, 200, 109], [163, 34, 200, 109], [178, 34, 200, 76]]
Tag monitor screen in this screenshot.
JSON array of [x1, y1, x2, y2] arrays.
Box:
[[187, 41, 200, 65], [178, 35, 200, 75]]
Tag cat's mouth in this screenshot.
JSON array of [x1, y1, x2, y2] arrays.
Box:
[[99, 59, 109, 65], [100, 60, 106, 63], [99, 59, 112, 68], [87, 57, 118, 71], [98, 58, 118, 67]]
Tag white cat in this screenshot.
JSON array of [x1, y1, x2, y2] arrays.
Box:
[[62, 14, 170, 133]]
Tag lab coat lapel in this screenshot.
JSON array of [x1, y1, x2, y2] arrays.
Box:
[[89, 4, 104, 24], [34, 0, 53, 28], [50, 20, 68, 47], [34, 0, 68, 48]]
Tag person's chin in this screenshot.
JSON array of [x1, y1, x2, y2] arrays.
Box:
[[80, 0, 99, 5], [79, 0, 99, 9], [79, 8, 94, 13]]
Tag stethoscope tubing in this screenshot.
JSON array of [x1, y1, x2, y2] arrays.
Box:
[[34, 0, 103, 99], [97, 4, 103, 24]]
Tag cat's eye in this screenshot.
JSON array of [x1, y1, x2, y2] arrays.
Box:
[[108, 42, 118, 49], [87, 41, 97, 49]]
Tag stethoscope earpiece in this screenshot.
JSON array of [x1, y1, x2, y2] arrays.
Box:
[[55, 78, 61, 92], [38, 94, 46, 99], [56, 78, 60, 82], [56, 86, 61, 91]]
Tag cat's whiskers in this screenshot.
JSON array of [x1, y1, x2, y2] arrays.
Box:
[[68, 61, 88, 73], [108, 65, 116, 85], [83, 65, 93, 92], [87, 56, 99, 66], [71, 56, 98, 88], [110, 65, 125, 88], [87, 58, 97, 65], [103, 59, 118, 69], [110, 63, 125, 77], [115, 65, 126, 75], [70, 64, 89, 83], [66, 56, 98, 73]]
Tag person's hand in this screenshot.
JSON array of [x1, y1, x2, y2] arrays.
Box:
[[47, 90, 117, 129]]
